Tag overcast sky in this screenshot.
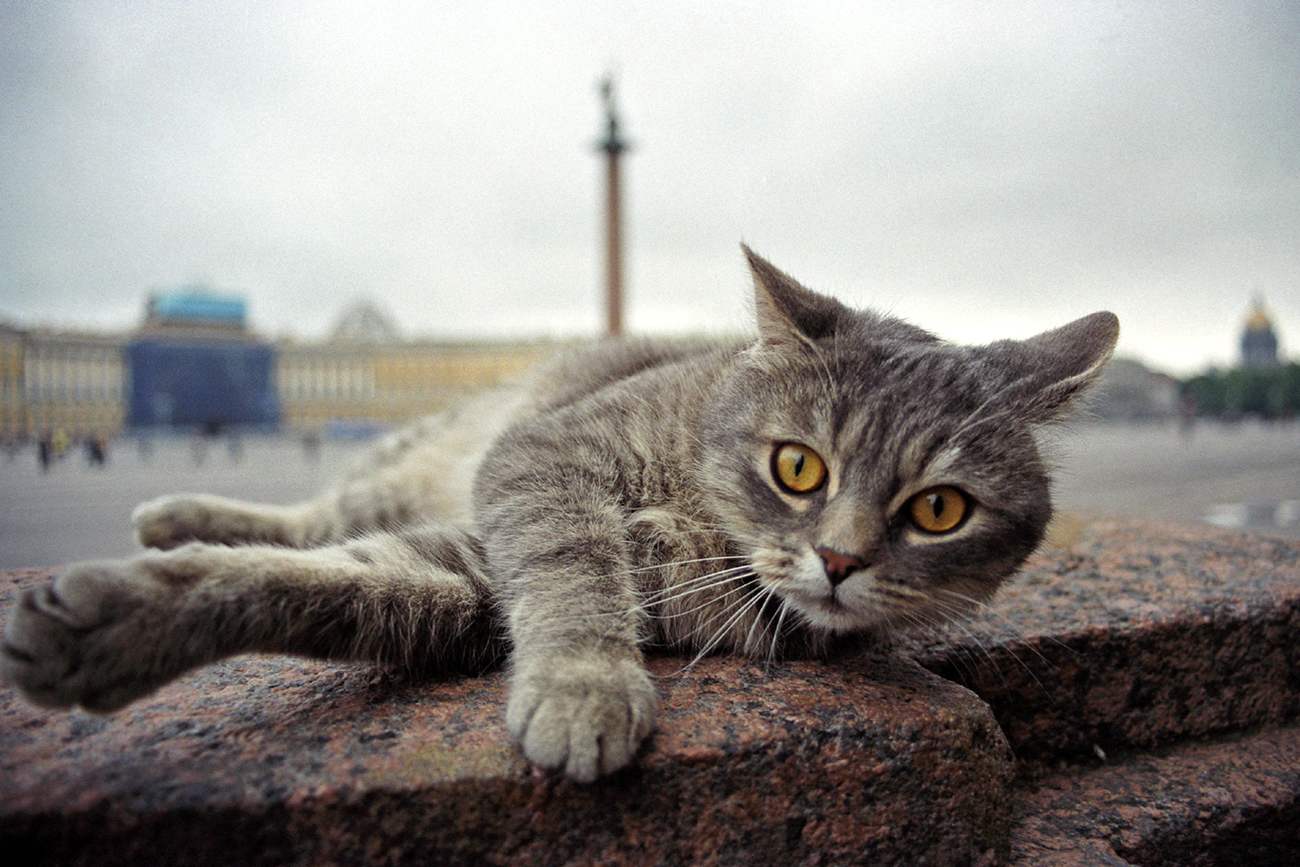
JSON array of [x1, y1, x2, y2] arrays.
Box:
[[2, 0, 1297, 374]]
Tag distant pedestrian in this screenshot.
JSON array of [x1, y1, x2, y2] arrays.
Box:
[[86, 433, 108, 467], [38, 432, 52, 473], [52, 428, 70, 460]]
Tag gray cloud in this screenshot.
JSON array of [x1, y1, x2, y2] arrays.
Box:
[[1, 0, 1296, 373]]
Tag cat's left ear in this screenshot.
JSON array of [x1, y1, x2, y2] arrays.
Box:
[[998, 311, 1120, 423], [743, 245, 852, 346]]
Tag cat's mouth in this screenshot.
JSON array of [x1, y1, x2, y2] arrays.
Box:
[[780, 587, 875, 633]]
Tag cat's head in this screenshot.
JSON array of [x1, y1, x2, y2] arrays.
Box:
[[699, 246, 1118, 635]]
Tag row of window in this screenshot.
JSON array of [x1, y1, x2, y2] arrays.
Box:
[[22, 354, 125, 404], [277, 362, 377, 402], [2, 339, 548, 436]]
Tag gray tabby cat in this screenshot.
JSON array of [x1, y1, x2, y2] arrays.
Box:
[[1, 248, 1118, 782]]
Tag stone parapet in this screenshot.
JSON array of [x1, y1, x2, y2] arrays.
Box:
[[911, 519, 1300, 759], [2, 518, 1298, 865]]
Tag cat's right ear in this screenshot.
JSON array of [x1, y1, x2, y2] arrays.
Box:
[[743, 245, 851, 346], [996, 310, 1120, 424]]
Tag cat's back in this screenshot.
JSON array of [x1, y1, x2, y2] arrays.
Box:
[[337, 336, 741, 526], [523, 335, 741, 415]]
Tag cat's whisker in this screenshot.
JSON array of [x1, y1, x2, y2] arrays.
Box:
[[622, 554, 740, 577], [682, 580, 771, 670], [582, 554, 740, 587], [858, 586, 1026, 683], [917, 609, 999, 665], [950, 391, 1014, 441], [809, 343, 839, 407], [675, 582, 759, 649], [641, 563, 753, 600], [767, 598, 792, 663], [646, 569, 754, 610], [740, 584, 780, 657], [896, 610, 997, 687], [933, 587, 1064, 660], [643, 567, 754, 604], [910, 599, 1015, 672], [678, 587, 759, 668], [655, 586, 752, 624], [923, 589, 1055, 690]]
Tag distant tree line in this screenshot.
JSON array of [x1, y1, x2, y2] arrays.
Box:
[[1180, 363, 1300, 420]]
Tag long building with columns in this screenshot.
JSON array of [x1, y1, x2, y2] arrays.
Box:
[[0, 293, 550, 441], [0, 324, 127, 439]]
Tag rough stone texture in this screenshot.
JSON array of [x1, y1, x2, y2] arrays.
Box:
[[909, 519, 1300, 762], [1011, 725, 1300, 867], [3, 518, 1300, 866], [0, 564, 1011, 867]]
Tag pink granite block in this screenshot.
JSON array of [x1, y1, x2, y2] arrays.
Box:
[[0, 570, 1012, 867], [6, 518, 1300, 865], [909, 519, 1300, 760], [1012, 724, 1300, 866]]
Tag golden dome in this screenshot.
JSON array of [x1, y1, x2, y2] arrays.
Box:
[[1245, 302, 1273, 333]]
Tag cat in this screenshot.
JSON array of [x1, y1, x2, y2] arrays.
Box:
[[0, 247, 1118, 782]]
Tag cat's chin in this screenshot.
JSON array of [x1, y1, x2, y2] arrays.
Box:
[[780, 591, 884, 635]]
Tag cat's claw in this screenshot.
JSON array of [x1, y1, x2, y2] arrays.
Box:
[[1, 560, 166, 712], [506, 653, 657, 783]]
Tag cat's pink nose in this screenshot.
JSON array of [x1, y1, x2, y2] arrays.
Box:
[[815, 547, 865, 587]]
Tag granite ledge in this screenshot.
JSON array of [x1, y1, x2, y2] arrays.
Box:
[[1010, 723, 1300, 867], [0, 598, 1012, 867], [909, 518, 1300, 761], [2, 517, 1299, 866]]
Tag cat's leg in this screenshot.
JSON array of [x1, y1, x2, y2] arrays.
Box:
[[133, 462, 461, 550], [133, 393, 524, 551], [476, 462, 657, 783], [135, 433, 481, 551], [132, 493, 339, 549], [1, 523, 502, 712]]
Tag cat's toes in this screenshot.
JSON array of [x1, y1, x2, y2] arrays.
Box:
[[133, 495, 215, 549], [1, 562, 158, 711], [506, 653, 657, 783]]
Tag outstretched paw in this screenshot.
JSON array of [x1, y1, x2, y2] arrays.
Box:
[[1, 560, 170, 711], [134, 494, 237, 549], [506, 652, 657, 783]]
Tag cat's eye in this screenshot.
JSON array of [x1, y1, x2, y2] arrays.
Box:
[[907, 486, 970, 534], [772, 443, 828, 494]]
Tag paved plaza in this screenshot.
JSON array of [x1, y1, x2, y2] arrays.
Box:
[[0, 434, 368, 569], [1, 421, 1297, 570]]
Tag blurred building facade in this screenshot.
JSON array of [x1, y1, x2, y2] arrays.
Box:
[[0, 325, 25, 436], [0, 293, 549, 440], [2, 326, 127, 438], [129, 289, 279, 429], [1088, 358, 1181, 421], [276, 297, 547, 430]]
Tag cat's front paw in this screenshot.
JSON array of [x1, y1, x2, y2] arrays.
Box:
[[133, 494, 221, 549], [506, 652, 658, 783], [1, 560, 170, 711]]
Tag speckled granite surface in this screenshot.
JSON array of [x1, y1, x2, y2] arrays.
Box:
[[909, 518, 1300, 760], [1010, 725, 1300, 867], [2, 518, 1299, 866], [0, 565, 1011, 867]]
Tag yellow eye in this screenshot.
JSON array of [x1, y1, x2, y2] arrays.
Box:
[[907, 486, 970, 534], [772, 443, 828, 494]]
